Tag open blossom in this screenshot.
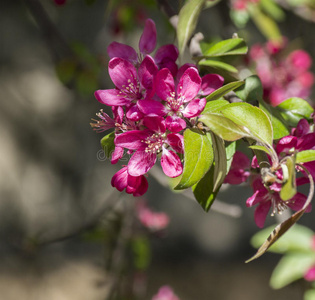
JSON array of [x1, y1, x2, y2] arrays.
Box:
[[115, 116, 184, 178], [225, 119, 314, 228], [95, 55, 158, 107], [107, 19, 179, 76], [152, 286, 180, 300], [249, 40, 314, 106]]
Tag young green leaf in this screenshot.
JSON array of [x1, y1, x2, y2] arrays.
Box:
[[277, 97, 314, 127], [198, 59, 238, 73], [280, 156, 297, 201], [251, 224, 315, 254], [205, 81, 245, 102], [101, 131, 116, 159], [270, 253, 315, 289], [259, 0, 285, 21], [201, 38, 248, 57], [259, 101, 290, 140], [211, 132, 227, 192], [296, 150, 315, 164], [249, 145, 271, 156], [192, 163, 219, 212], [235, 75, 263, 103], [225, 141, 236, 172], [174, 129, 213, 190], [199, 113, 249, 141], [202, 99, 229, 114], [221, 102, 273, 146], [177, 0, 206, 57]]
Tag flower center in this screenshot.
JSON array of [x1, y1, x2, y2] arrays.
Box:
[[270, 196, 288, 216], [143, 133, 164, 154], [167, 92, 185, 112], [120, 78, 141, 100]]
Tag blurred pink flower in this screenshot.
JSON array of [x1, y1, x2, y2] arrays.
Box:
[[249, 40, 314, 106], [152, 286, 180, 300], [137, 200, 169, 231]]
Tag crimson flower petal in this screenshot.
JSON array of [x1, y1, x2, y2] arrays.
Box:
[[161, 148, 183, 178], [200, 74, 224, 96], [128, 151, 157, 176], [182, 98, 206, 118], [155, 69, 175, 101], [143, 116, 166, 133], [154, 44, 179, 64], [94, 89, 130, 106], [139, 19, 156, 55], [276, 135, 297, 154], [138, 55, 158, 91], [107, 41, 137, 64], [297, 133, 315, 150], [115, 130, 150, 150], [177, 67, 201, 102], [165, 115, 186, 133], [254, 201, 272, 228], [108, 58, 137, 90], [126, 105, 144, 121], [166, 133, 184, 153], [137, 99, 166, 117], [111, 146, 124, 164]]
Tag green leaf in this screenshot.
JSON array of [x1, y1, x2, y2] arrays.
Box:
[[280, 156, 297, 201], [259, 101, 290, 140], [211, 132, 227, 191], [277, 97, 314, 127], [249, 145, 271, 155], [235, 75, 263, 104], [221, 102, 273, 146], [199, 113, 249, 141], [270, 253, 315, 289], [251, 224, 315, 254], [203, 99, 229, 114], [205, 81, 245, 101], [297, 150, 315, 164], [192, 163, 218, 212], [225, 141, 237, 172], [132, 236, 151, 270], [177, 0, 206, 56], [305, 289, 315, 300], [201, 38, 248, 57], [174, 129, 213, 190], [198, 59, 238, 73], [101, 131, 116, 159]]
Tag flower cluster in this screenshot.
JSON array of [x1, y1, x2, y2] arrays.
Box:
[[91, 19, 224, 196], [249, 39, 314, 106], [225, 118, 314, 228]]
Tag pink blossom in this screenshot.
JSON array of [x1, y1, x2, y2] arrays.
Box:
[[107, 19, 178, 75], [304, 266, 315, 281], [154, 67, 205, 132], [111, 167, 148, 196], [152, 286, 180, 300], [136, 200, 169, 231], [249, 41, 314, 106], [115, 116, 183, 177], [224, 151, 251, 184], [246, 175, 311, 228], [95, 56, 158, 106]]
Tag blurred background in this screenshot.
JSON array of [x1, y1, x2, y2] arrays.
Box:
[[0, 0, 315, 299]]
